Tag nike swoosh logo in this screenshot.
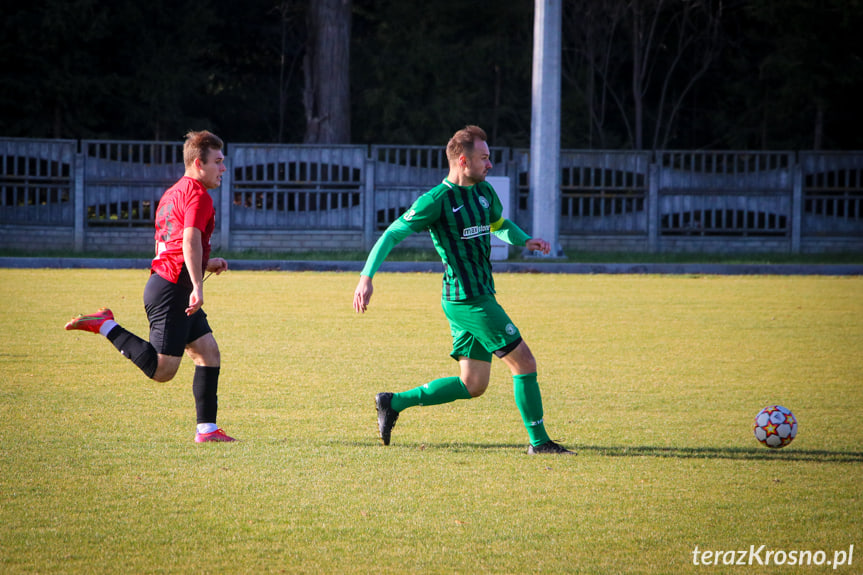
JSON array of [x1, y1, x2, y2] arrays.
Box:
[[452, 205, 464, 212]]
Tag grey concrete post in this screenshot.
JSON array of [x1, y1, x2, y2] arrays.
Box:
[[647, 162, 659, 253], [363, 157, 376, 250], [73, 152, 85, 252], [219, 153, 232, 252], [529, 0, 563, 257], [791, 163, 802, 254]]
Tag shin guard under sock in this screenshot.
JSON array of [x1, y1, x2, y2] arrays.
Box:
[[390, 376, 472, 412], [192, 366, 220, 425], [513, 372, 550, 446], [106, 325, 158, 379]]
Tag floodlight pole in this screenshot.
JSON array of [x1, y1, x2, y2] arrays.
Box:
[[528, 0, 564, 258]]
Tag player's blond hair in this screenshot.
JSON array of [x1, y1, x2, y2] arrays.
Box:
[[183, 130, 224, 167], [446, 125, 488, 163]]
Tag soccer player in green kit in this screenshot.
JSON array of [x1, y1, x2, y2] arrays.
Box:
[[353, 125, 572, 454]]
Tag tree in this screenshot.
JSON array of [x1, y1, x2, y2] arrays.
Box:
[[303, 0, 352, 143], [0, 0, 115, 138], [201, 0, 306, 143], [719, 0, 863, 149], [350, 0, 533, 146], [275, 1, 306, 143], [563, 0, 628, 148], [3, 0, 862, 149], [111, 0, 220, 140], [563, 0, 723, 149]]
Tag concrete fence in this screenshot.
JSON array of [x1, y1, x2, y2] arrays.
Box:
[[1, 138, 861, 254]]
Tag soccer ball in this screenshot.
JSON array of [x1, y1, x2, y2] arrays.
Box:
[[753, 405, 798, 448]]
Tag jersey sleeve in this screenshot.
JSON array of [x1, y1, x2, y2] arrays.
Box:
[[183, 189, 212, 232], [490, 217, 531, 246], [360, 219, 415, 277], [360, 189, 445, 277], [398, 189, 443, 232], [481, 181, 527, 245]]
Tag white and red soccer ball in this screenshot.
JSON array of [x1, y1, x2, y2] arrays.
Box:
[[753, 405, 798, 448]]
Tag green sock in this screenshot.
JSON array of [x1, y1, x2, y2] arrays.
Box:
[[513, 372, 550, 446], [390, 376, 472, 412]]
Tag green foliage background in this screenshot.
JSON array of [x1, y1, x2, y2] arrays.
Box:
[[2, 0, 861, 149]]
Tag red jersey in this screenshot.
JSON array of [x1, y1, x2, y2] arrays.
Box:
[[151, 176, 215, 286]]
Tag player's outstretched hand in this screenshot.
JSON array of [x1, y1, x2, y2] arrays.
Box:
[[353, 275, 373, 314], [525, 238, 551, 255]]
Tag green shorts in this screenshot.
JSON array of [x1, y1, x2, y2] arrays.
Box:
[[442, 294, 522, 362]]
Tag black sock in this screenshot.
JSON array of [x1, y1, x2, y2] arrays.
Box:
[[192, 366, 220, 425], [106, 325, 158, 379]]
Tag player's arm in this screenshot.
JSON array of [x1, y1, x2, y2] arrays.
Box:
[[353, 219, 415, 313], [490, 217, 551, 254], [490, 217, 530, 246], [183, 226, 205, 316], [354, 191, 439, 313], [360, 219, 415, 278]]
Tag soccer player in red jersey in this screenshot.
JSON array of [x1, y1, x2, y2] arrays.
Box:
[[65, 130, 235, 443]]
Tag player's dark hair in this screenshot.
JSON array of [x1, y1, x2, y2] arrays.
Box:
[[446, 125, 487, 163], [183, 130, 224, 167]]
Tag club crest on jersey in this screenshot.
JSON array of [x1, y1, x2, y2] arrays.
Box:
[[505, 323, 517, 335], [479, 196, 490, 209], [404, 209, 416, 221]]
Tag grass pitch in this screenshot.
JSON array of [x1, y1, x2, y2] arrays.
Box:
[[1, 269, 861, 573]]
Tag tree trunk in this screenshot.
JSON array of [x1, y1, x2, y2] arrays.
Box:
[[631, 0, 644, 150], [304, 0, 351, 144], [813, 100, 824, 150]]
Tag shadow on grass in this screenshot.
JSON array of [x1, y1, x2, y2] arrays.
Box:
[[572, 444, 863, 463], [338, 440, 532, 453], [342, 440, 863, 462]]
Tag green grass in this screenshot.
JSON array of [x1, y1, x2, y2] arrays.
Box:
[[1, 270, 862, 573]]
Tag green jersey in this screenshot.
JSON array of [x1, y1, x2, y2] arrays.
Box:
[[361, 178, 532, 302], [403, 179, 501, 300]]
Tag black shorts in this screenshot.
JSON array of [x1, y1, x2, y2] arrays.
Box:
[[143, 273, 213, 357]]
